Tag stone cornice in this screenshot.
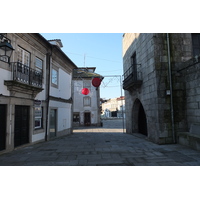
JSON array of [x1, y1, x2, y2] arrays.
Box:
[[49, 95, 72, 104], [4, 80, 43, 99]]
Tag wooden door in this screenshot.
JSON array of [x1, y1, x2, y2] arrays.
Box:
[[0, 105, 6, 150], [50, 109, 57, 138], [84, 112, 91, 126], [14, 106, 29, 147]]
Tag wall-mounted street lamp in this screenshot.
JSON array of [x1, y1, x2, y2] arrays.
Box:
[[0, 34, 14, 63]]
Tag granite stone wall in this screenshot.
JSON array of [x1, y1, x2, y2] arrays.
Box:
[[123, 33, 196, 144], [177, 57, 200, 130]]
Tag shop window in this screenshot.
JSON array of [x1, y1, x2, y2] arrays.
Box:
[[73, 113, 80, 123], [35, 106, 43, 129]]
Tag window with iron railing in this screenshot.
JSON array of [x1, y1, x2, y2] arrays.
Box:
[[123, 52, 142, 90], [17, 46, 30, 67], [123, 65, 142, 81], [10, 62, 43, 88], [131, 52, 137, 80]]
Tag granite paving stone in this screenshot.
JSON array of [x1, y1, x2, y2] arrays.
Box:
[[1, 119, 200, 166]]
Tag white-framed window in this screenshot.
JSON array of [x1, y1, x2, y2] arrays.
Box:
[[52, 68, 58, 85], [83, 96, 91, 106], [73, 113, 80, 123], [35, 106, 43, 129], [35, 57, 43, 72], [83, 80, 91, 90], [17, 46, 30, 67]]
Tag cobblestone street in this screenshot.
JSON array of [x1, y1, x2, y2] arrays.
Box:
[[0, 119, 200, 166]]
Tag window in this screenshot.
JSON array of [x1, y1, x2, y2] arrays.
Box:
[[17, 46, 30, 67], [35, 57, 43, 72], [73, 113, 80, 123], [35, 106, 43, 129], [16, 47, 30, 83], [192, 34, 200, 57], [131, 52, 137, 80], [52, 68, 58, 85], [83, 96, 91, 106], [83, 80, 91, 90]]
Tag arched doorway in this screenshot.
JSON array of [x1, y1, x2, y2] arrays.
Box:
[[132, 99, 148, 136]]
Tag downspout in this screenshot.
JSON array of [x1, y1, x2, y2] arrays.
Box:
[[45, 49, 52, 141], [71, 72, 74, 133], [96, 86, 100, 126], [166, 33, 176, 143], [120, 75, 125, 134]]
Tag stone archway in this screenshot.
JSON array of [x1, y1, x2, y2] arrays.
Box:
[[132, 99, 148, 136]]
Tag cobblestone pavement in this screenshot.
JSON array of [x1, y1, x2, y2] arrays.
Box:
[[0, 119, 200, 166]]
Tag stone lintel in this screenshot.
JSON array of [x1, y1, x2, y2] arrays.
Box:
[[4, 80, 43, 99]]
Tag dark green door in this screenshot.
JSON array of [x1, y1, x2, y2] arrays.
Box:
[[50, 109, 57, 138], [0, 105, 6, 151], [14, 106, 29, 147], [84, 112, 91, 126]]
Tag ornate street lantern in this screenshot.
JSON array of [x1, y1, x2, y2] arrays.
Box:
[[0, 34, 14, 63]]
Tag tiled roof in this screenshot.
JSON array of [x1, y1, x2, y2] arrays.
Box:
[[73, 68, 104, 79]]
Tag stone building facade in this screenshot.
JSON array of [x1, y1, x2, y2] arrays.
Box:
[[0, 33, 77, 154], [123, 33, 200, 148], [101, 96, 125, 118], [72, 67, 103, 127]]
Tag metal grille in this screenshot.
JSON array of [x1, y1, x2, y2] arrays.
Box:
[[11, 62, 43, 88], [123, 64, 142, 81]]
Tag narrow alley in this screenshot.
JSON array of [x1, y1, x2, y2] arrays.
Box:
[[0, 119, 200, 166]]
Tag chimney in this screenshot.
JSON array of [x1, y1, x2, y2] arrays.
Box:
[[48, 39, 63, 48]]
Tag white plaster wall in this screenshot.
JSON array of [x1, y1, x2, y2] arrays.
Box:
[[32, 132, 45, 143], [59, 71, 71, 99], [35, 55, 47, 100], [73, 80, 83, 112], [73, 79, 98, 124], [91, 111, 97, 124], [73, 80, 97, 111], [90, 86, 98, 109], [50, 69, 71, 99], [49, 100, 71, 131], [0, 68, 11, 95], [57, 106, 71, 131]]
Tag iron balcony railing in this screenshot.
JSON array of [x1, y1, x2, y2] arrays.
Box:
[[123, 64, 142, 90], [10, 62, 43, 88]]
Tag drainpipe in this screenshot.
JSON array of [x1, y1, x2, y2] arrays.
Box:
[[96, 86, 100, 126], [166, 33, 176, 143], [45, 49, 52, 141], [120, 75, 125, 134]]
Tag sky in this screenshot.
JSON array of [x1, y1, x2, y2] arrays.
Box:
[[40, 33, 124, 99]]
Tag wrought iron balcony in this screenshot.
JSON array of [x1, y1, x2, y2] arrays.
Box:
[[123, 65, 142, 90], [10, 62, 43, 88]]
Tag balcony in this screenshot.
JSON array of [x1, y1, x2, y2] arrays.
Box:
[[11, 62, 43, 87], [123, 65, 142, 90], [4, 62, 43, 98]]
